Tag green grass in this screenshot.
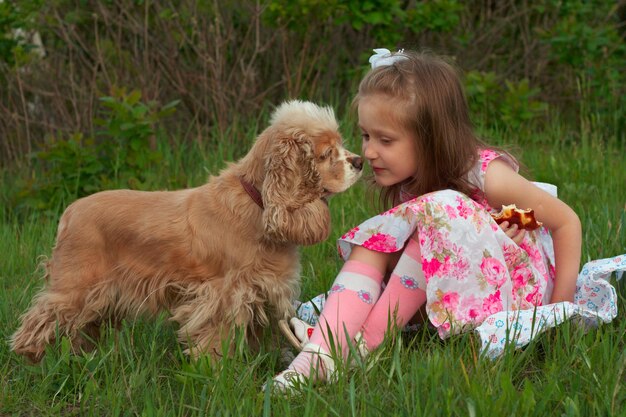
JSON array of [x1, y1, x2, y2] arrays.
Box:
[[1, 115, 624, 416]]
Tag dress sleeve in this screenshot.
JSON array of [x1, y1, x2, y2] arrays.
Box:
[[470, 149, 520, 209], [475, 149, 519, 191]]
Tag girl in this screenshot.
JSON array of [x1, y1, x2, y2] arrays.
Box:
[[269, 48, 582, 392]]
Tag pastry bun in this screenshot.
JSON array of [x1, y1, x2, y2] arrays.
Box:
[[491, 204, 543, 230]]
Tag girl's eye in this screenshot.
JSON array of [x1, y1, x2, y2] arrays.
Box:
[[361, 133, 370, 141], [380, 137, 393, 144]]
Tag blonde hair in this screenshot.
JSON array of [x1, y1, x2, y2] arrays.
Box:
[[354, 50, 501, 209]]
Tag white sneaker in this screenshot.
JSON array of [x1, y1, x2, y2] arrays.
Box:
[[264, 343, 335, 394]]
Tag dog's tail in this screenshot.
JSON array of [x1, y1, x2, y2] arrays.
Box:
[[10, 291, 64, 363], [10, 285, 104, 363]]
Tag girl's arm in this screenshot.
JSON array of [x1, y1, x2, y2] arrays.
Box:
[[484, 159, 582, 303]]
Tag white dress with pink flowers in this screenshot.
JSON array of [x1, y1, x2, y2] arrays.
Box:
[[296, 150, 624, 358]]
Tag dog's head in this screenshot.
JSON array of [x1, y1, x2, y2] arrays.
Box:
[[251, 100, 362, 245]]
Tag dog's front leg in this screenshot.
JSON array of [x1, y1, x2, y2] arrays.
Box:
[[181, 323, 237, 360], [171, 280, 257, 360]]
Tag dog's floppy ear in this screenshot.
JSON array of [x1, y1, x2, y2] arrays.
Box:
[[262, 133, 331, 245]]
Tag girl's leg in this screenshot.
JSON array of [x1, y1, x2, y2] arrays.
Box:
[[360, 236, 427, 351], [286, 247, 388, 380]]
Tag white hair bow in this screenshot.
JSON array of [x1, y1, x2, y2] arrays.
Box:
[[368, 48, 406, 68]]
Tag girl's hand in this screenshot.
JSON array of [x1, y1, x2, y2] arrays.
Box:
[[499, 220, 526, 245]]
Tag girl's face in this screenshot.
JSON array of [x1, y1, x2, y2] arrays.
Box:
[[358, 94, 419, 187]]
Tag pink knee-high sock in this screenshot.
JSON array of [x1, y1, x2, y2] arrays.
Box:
[[361, 238, 427, 351], [289, 259, 384, 377]]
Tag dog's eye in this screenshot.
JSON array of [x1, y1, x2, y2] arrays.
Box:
[[318, 149, 333, 161]]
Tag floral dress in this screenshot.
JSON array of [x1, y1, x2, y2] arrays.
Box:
[[295, 150, 624, 357], [337, 149, 557, 339]]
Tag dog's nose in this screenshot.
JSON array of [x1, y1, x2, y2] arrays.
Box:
[[349, 156, 363, 171]]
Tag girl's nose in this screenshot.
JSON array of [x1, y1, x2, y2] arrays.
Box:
[[362, 141, 377, 160]]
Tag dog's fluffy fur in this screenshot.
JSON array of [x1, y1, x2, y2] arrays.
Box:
[[11, 100, 363, 362]]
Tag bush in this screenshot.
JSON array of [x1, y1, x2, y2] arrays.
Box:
[[464, 71, 549, 131], [14, 88, 179, 214], [95, 87, 178, 187]]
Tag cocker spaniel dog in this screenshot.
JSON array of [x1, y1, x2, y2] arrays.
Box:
[[11, 100, 363, 362]]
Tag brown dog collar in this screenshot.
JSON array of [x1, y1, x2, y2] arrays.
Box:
[[239, 177, 264, 209]]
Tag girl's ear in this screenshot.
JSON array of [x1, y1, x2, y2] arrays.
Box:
[[261, 134, 331, 245]]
